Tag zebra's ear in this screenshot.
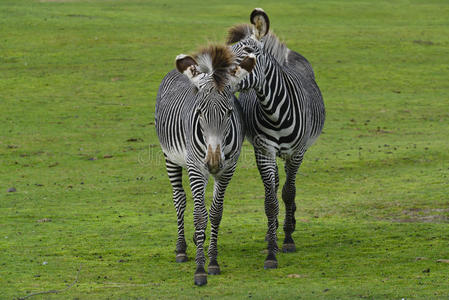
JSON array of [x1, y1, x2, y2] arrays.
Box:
[[230, 54, 256, 89], [176, 54, 202, 87], [250, 8, 270, 40]]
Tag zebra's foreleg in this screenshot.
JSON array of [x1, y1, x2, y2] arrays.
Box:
[[255, 151, 279, 269], [165, 159, 188, 262], [281, 153, 303, 253], [265, 164, 279, 242], [188, 168, 209, 286], [207, 169, 234, 275]]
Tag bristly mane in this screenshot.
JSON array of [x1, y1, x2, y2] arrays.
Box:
[[262, 32, 288, 66], [227, 24, 288, 66], [227, 24, 254, 45], [194, 45, 235, 91]]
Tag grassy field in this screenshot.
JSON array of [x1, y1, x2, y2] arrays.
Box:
[[1, 0, 449, 298]]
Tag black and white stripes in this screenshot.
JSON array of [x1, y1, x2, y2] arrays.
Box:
[[154, 8, 324, 284]]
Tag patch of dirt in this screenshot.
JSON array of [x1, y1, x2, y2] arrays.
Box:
[[37, 218, 52, 223], [391, 208, 449, 223], [413, 40, 434, 46], [102, 282, 160, 288], [393, 215, 448, 223], [126, 138, 143, 142], [287, 274, 307, 278], [38, 0, 84, 2], [67, 14, 95, 18], [369, 127, 393, 134]]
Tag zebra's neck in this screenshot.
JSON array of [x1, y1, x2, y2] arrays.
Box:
[[255, 57, 295, 126]]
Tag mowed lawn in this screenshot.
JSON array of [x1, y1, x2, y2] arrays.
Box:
[[1, 0, 448, 298]]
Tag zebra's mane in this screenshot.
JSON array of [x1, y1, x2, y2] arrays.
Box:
[[227, 24, 254, 44], [262, 32, 288, 65], [194, 45, 235, 90], [227, 24, 288, 65]]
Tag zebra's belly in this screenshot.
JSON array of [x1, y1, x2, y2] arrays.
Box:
[[248, 129, 306, 159]]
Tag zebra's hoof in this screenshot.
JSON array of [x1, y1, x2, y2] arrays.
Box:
[[282, 243, 296, 253], [264, 259, 278, 269], [208, 264, 221, 275], [175, 253, 188, 263], [194, 273, 207, 286]]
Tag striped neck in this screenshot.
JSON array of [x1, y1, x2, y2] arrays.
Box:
[[255, 56, 292, 125]]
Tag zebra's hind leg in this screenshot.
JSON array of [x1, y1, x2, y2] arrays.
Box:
[[187, 167, 209, 286], [208, 168, 235, 275], [281, 153, 303, 253], [255, 151, 279, 269], [165, 158, 188, 263]]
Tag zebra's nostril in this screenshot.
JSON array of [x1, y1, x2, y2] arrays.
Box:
[[207, 162, 220, 174]]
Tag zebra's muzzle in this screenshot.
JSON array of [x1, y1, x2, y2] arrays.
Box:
[[205, 144, 222, 174]]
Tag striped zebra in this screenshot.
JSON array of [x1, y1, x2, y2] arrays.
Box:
[[155, 45, 255, 285], [227, 9, 325, 269]]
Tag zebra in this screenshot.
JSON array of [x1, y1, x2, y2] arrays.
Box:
[[155, 45, 256, 286], [226, 8, 326, 269]]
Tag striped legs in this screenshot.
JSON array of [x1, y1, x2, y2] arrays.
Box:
[[281, 154, 303, 253], [265, 164, 279, 242], [165, 158, 188, 262], [187, 167, 209, 286], [255, 150, 279, 269], [207, 168, 235, 275]]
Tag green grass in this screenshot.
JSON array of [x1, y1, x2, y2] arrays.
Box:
[[1, 0, 449, 298]]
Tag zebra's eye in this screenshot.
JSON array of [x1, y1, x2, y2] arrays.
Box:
[[243, 47, 254, 54], [196, 108, 203, 118], [226, 108, 233, 116]]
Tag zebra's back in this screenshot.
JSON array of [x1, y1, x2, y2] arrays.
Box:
[[285, 49, 316, 81]]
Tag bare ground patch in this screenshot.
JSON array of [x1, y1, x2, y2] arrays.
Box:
[[38, 0, 94, 2], [390, 208, 449, 223]]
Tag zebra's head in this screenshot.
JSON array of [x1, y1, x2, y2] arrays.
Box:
[[176, 45, 256, 174], [227, 8, 286, 92]]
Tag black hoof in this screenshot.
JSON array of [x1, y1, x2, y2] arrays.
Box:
[[194, 273, 207, 286], [208, 264, 220, 275], [282, 243, 296, 253], [264, 259, 278, 269], [175, 253, 188, 263]]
